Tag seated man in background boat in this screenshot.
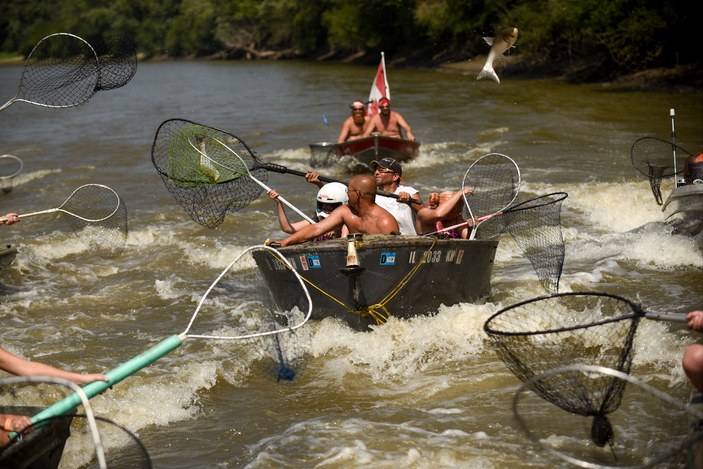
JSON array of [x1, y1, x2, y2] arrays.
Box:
[[415, 188, 474, 238], [337, 100, 369, 143], [267, 174, 399, 247], [267, 180, 350, 240], [371, 157, 423, 235], [0, 346, 108, 446], [362, 97, 415, 141], [0, 213, 19, 225]]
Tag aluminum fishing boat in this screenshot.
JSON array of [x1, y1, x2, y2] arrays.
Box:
[[309, 135, 420, 173], [255, 234, 498, 331]]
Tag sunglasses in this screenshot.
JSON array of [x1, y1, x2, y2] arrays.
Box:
[[375, 167, 395, 174], [352, 108, 364, 111]]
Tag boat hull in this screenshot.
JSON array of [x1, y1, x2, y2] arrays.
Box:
[[254, 235, 498, 331], [309, 135, 420, 173], [662, 184, 703, 237]]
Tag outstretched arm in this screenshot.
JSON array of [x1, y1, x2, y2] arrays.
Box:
[[268, 190, 309, 234], [0, 347, 107, 385]]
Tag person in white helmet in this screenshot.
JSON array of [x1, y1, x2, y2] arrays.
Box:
[[267, 179, 349, 240]]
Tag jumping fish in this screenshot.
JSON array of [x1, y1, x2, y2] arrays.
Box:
[[477, 27, 519, 84]]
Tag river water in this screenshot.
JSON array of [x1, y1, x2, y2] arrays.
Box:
[[0, 60, 702, 468]]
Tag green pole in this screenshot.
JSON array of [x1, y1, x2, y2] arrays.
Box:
[[29, 334, 184, 427]]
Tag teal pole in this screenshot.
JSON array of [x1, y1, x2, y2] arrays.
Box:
[[29, 334, 184, 427]]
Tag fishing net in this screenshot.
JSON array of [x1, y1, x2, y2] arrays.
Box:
[[151, 119, 266, 228], [59, 184, 129, 259], [0, 155, 23, 194], [513, 364, 703, 468], [15, 33, 99, 109], [630, 137, 691, 205], [484, 292, 648, 448], [93, 33, 138, 91], [504, 192, 567, 293]]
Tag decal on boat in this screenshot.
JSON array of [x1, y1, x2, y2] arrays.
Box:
[[408, 248, 466, 265], [379, 251, 396, 266]]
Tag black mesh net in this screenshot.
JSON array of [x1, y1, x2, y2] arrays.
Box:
[[0, 155, 23, 194], [58, 184, 128, 259], [18, 33, 99, 108], [151, 119, 266, 228], [484, 293, 645, 448], [93, 33, 138, 91], [630, 137, 691, 205], [462, 153, 520, 234], [504, 192, 567, 293]]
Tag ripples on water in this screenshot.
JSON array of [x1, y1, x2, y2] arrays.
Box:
[[0, 61, 701, 467]]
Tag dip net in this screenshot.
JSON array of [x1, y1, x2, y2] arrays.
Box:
[[151, 118, 266, 228], [503, 192, 568, 293], [93, 33, 138, 91], [630, 137, 691, 205], [484, 292, 647, 449]]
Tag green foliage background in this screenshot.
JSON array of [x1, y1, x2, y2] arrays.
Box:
[[0, 0, 696, 80]]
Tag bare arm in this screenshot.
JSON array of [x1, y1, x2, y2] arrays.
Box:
[[0, 347, 107, 385], [337, 118, 352, 143], [362, 116, 380, 137], [396, 114, 415, 141], [280, 207, 345, 246]]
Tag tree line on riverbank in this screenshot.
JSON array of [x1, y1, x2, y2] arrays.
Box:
[[0, 0, 698, 83]]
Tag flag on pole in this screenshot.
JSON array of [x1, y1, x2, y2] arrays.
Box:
[[367, 52, 390, 117]]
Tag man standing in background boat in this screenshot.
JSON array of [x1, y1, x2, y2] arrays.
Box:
[[362, 97, 415, 141], [337, 100, 369, 143], [371, 157, 423, 235], [266, 174, 399, 247]]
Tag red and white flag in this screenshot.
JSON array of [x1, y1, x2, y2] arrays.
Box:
[[367, 52, 390, 117]]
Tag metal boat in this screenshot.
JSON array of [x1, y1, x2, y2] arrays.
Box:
[[254, 234, 498, 331], [662, 183, 703, 237], [309, 135, 420, 173]]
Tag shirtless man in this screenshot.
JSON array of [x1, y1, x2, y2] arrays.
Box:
[[416, 188, 474, 237], [362, 97, 415, 141], [337, 100, 368, 143], [268, 174, 399, 247]]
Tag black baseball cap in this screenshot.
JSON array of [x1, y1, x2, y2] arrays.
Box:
[[370, 157, 402, 176]]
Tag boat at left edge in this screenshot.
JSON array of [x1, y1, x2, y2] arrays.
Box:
[[0, 406, 74, 469]]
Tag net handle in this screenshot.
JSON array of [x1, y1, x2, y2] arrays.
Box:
[[29, 245, 313, 424], [6, 184, 122, 223], [258, 161, 421, 204]]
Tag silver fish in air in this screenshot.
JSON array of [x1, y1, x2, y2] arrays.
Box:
[[477, 27, 519, 84]]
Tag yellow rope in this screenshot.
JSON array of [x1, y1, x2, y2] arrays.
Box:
[[263, 239, 437, 325]]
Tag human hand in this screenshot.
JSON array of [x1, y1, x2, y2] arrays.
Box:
[[397, 191, 411, 204], [463, 187, 474, 196], [428, 192, 439, 208], [305, 172, 320, 184], [686, 310, 703, 332], [73, 373, 109, 385], [267, 189, 280, 200], [1, 414, 33, 434], [1, 213, 20, 225]]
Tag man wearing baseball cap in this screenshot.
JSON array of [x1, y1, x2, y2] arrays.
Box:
[[370, 157, 423, 235]]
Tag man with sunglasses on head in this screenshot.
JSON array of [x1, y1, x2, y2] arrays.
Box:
[[337, 100, 369, 143], [371, 157, 423, 235], [362, 97, 415, 141]]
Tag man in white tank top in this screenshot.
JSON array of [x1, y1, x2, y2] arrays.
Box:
[[371, 157, 424, 235]]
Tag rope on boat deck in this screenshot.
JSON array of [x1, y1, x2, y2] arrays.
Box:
[[264, 239, 437, 326]]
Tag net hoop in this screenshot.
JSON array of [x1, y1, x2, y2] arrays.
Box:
[[58, 184, 122, 222], [0, 154, 23, 179]]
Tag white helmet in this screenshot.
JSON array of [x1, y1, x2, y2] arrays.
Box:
[[316, 182, 348, 219]]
